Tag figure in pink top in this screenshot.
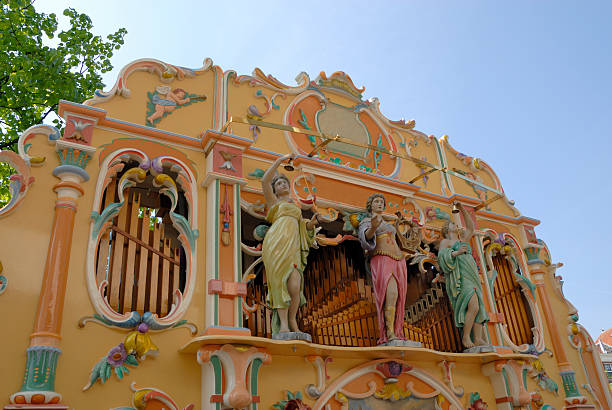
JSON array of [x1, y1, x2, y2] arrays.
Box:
[[358, 193, 417, 346]]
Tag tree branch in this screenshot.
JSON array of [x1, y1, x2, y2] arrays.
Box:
[[0, 137, 19, 150]]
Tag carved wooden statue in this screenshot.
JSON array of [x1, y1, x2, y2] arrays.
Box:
[[438, 202, 490, 350], [261, 154, 319, 339], [358, 193, 418, 346]]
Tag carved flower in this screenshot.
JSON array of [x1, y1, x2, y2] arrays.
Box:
[[106, 343, 127, 367], [273, 392, 311, 410], [284, 399, 311, 410], [468, 392, 488, 410], [469, 398, 488, 410]]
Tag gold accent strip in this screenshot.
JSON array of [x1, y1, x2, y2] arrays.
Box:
[[221, 117, 505, 196], [473, 193, 505, 212], [409, 167, 440, 184]]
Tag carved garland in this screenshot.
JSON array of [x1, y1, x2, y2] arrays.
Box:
[[84, 148, 199, 330], [312, 358, 464, 409]]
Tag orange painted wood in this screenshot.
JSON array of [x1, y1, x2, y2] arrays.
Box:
[[96, 180, 116, 286], [122, 192, 140, 313], [109, 189, 129, 312], [150, 222, 162, 316], [136, 208, 151, 313], [160, 238, 171, 316], [492, 254, 533, 346], [172, 247, 180, 302]]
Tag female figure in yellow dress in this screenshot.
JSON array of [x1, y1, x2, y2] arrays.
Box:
[[261, 154, 319, 336]]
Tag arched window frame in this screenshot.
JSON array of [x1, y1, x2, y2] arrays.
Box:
[[481, 229, 545, 353], [86, 148, 198, 330]]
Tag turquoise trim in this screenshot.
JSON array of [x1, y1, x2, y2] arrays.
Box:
[[235, 184, 243, 328], [432, 137, 452, 193], [501, 368, 511, 396], [513, 271, 536, 298], [560, 370, 580, 397], [250, 358, 263, 410], [170, 212, 199, 250], [91, 203, 123, 239], [19, 346, 62, 392], [214, 179, 219, 326], [210, 355, 223, 410]]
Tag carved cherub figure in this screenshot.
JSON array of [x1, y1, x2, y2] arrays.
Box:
[[146, 85, 192, 123]]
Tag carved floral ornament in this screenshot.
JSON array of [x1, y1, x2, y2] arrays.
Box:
[[311, 358, 464, 409], [0, 124, 63, 218]]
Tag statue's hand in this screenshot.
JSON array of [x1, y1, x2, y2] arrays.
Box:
[[433, 273, 446, 284], [371, 214, 382, 229], [306, 213, 320, 230]]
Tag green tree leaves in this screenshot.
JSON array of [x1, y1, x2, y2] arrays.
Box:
[[0, 0, 126, 207], [0, 0, 127, 151]]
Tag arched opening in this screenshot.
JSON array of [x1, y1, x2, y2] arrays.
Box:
[[487, 244, 534, 347], [95, 161, 188, 317], [241, 208, 463, 352]]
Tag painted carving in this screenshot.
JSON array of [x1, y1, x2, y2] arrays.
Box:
[[468, 392, 488, 409], [15, 124, 61, 166], [111, 382, 194, 410], [284, 92, 401, 178], [529, 359, 559, 394], [260, 154, 319, 338], [482, 359, 534, 408], [313, 358, 464, 409], [439, 360, 464, 397], [305, 356, 332, 399], [64, 116, 94, 144], [218, 150, 237, 172], [145, 85, 206, 127], [85, 58, 213, 106], [0, 150, 34, 217], [425, 206, 451, 222], [197, 344, 271, 410], [83, 325, 158, 391], [0, 260, 6, 295], [86, 149, 199, 330], [357, 193, 418, 346], [247, 168, 265, 179], [438, 202, 490, 350], [273, 391, 311, 410], [482, 229, 546, 354], [246, 89, 285, 141], [315, 71, 365, 99], [220, 184, 233, 246]]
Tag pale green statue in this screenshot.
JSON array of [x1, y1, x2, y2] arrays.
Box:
[[438, 202, 489, 349], [261, 154, 319, 336]]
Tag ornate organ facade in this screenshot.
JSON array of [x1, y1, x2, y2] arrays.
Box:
[[0, 58, 609, 410]]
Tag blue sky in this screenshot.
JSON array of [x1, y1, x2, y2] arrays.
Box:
[[38, 0, 612, 338]]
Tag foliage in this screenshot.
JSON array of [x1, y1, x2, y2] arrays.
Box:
[[0, 163, 15, 207], [0, 0, 126, 206]]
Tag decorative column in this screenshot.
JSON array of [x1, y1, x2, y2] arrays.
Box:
[[7, 138, 95, 409], [197, 344, 271, 410], [200, 130, 252, 334], [526, 244, 593, 409], [482, 359, 533, 409]]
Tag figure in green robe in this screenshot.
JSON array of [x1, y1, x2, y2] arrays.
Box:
[[438, 202, 489, 349]]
